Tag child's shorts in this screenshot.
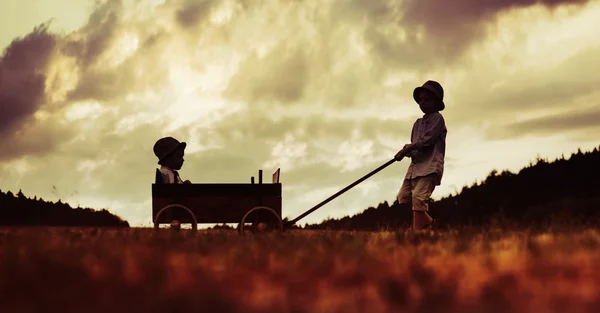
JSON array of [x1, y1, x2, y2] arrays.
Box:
[[397, 174, 438, 211]]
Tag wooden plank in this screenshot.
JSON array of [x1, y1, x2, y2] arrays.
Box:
[[151, 183, 282, 197]]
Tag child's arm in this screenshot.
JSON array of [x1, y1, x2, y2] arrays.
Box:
[[407, 114, 446, 152], [395, 121, 419, 159]]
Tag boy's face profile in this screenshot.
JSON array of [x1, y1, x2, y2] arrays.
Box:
[[417, 89, 439, 114], [162, 147, 185, 170]]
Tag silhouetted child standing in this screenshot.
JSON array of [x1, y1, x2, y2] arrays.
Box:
[[153, 137, 191, 184], [395, 80, 447, 230]]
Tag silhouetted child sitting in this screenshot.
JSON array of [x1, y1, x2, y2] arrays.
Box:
[[153, 137, 191, 184], [394, 80, 447, 231]]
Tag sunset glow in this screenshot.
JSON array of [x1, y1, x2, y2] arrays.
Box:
[[1, 0, 599, 227]]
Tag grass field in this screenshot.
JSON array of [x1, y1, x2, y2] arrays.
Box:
[[1, 226, 599, 313]]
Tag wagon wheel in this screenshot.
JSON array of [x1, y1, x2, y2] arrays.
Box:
[[154, 204, 198, 232], [237, 206, 282, 235]]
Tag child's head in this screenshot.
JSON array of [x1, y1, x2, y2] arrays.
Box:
[[413, 80, 445, 114], [153, 137, 187, 170]]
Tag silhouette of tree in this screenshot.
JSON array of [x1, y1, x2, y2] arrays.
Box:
[[0, 189, 129, 227]]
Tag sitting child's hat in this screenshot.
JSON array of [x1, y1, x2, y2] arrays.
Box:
[[413, 80, 445, 111], [153, 137, 186, 162]]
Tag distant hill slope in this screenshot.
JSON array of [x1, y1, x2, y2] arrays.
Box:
[[305, 146, 600, 230], [0, 190, 129, 227]]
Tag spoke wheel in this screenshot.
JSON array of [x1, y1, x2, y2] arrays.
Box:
[[153, 204, 198, 232], [237, 206, 282, 236]]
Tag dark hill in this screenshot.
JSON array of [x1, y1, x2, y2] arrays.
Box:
[[0, 189, 129, 227], [305, 145, 600, 231]]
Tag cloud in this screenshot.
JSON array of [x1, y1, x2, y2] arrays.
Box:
[[199, 103, 414, 142], [62, 0, 175, 103], [490, 103, 600, 139], [61, 0, 123, 70], [226, 45, 310, 104], [442, 43, 600, 129], [0, 0, 178, 161], [0, 23, 57, 140], [173, 0, 221, 29], [485, 45, 600, 110], [434, 3, 600, 137], [401, 0, 592, 59]]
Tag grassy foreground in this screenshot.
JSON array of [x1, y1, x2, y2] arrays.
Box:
[[1, 226, 599, 313]]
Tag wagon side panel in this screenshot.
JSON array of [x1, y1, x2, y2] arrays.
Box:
[[182, 196, 267, 223]]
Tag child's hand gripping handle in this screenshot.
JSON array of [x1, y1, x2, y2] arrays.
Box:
[[394, 143, 416, 161]]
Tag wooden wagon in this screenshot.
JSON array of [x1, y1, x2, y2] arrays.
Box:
[[152, 168, 283, 233]]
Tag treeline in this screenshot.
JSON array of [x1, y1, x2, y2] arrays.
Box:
[[4, 145, 597, 230], [305, 146, 600, 230], [0, 189, 129, 227]]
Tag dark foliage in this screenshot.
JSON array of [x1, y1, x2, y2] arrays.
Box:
[[305, 146, 600, 230], [0, 189, 129, 227]]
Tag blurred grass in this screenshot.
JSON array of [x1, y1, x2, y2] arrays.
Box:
[[0, 226, 599, 313]]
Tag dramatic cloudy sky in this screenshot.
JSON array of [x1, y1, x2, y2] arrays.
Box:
[[1, 0, 599, 227]]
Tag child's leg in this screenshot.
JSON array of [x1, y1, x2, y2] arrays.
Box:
[[396, 179, 413, 228], [397, 179, 413, 205], [413, 211, 433, 230], [411, 174, 437, 229]]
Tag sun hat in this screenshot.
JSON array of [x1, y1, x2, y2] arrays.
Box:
[[153, 137, 186, 163], [413, 80, 445, 111]]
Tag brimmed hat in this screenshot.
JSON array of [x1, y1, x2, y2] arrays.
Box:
[[153, 137, 186, 163], [413, 80, 445, 111]]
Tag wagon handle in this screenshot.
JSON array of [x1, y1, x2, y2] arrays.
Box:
[[284, 157, 401, 228]]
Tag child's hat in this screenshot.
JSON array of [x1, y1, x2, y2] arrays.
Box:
[[153, 137, 186, 162], [413, 80, 445, 111]]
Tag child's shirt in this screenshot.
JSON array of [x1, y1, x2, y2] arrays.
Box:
[[405, 112, 447, 185], [159, 165, 185, 184]]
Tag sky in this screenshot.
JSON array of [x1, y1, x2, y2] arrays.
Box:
[[1, 0, 599, 228]]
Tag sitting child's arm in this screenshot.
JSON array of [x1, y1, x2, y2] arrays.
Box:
[[160, 169, 175, 184]]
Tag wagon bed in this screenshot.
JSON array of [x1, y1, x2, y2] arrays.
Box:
[[152, 169, 282, 233]]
